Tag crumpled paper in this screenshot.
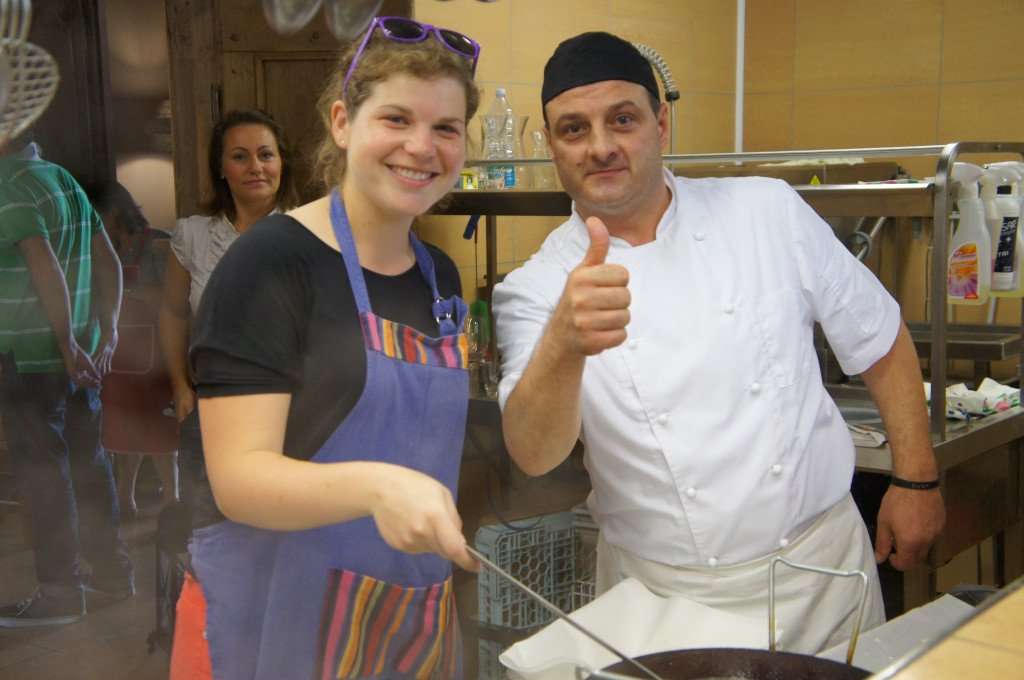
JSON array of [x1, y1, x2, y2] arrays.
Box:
[[925, 378, 1020, 420], [498, 577, 769, 680], [847, 423, 887, 448]]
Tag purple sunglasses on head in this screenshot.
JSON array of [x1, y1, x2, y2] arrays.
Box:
[[342, 16, 481, 97]]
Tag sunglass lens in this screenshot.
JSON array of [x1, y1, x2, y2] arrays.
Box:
[[381, 17, 424, 40], [439, 29, 476, 57]]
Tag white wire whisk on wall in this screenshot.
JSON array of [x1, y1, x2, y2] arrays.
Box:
[[0, 0, 60, 148], [0, 0, 31, 45]]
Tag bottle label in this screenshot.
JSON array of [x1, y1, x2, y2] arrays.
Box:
[[994, 216, 1019, 274], [948, 243, 979, 300], [487, 165, 506, 190]]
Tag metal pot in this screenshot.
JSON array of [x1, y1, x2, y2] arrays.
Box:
[[596, 647, 869, 680]]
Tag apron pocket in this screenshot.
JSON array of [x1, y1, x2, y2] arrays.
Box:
[[319, 570, 461, 680]]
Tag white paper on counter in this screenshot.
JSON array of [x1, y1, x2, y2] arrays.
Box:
[[499, 577, 770, 680]]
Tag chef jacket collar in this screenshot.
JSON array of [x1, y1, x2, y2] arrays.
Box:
[[567, 168, 680, 252]]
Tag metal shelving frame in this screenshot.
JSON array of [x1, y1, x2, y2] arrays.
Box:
[[442, 142, 1024, 441]]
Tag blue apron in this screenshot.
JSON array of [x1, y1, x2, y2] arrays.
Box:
[[189, 190, 470, 680]]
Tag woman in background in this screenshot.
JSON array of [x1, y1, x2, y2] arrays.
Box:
[[159, 109, 298, 518], [169, 17, 481, 680]]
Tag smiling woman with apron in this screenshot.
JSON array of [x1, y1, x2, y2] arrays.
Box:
[[168, 19, 482, 680]]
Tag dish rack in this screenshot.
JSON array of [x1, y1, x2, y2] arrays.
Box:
[[475, 508, 598, 679]]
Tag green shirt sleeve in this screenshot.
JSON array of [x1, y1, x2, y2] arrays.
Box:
[[0, 188, 48, 247]]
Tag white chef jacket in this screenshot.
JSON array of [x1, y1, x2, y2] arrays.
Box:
[[493, 170, 902, 567]]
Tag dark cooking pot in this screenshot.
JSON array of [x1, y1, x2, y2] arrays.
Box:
[[597, 647, 869, 680]]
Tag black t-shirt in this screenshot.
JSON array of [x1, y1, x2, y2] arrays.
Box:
[[186, 214, 461, 525]]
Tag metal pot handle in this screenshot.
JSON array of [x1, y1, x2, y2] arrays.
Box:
[[575, 668, 643, 680], [768, 555, 869, 665]]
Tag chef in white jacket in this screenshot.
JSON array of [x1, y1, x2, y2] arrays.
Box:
[[492, 31, 945, 654]]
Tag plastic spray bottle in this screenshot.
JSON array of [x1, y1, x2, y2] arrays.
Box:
[[981, 165, 1023, 293], [948, 162, 990, 305], [986, 161, 1024, 297]]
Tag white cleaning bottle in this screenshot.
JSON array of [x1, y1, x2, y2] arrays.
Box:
[[986, 161, 1024, 297], [948, 162, 990, 305], [981, 165, 1023, 293]]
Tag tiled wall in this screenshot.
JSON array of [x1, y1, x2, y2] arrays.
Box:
[[413, 0, 1024, 302], [746, 0, 1024, 174]]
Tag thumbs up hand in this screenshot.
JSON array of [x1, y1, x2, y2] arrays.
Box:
[[553, 217, 631, 356]]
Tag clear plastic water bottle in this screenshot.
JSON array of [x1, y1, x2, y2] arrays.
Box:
[[530, 129, 556, 190], [483, 88, 516, 190]]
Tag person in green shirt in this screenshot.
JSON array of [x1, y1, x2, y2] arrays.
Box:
[[0, 133, 133, 627]]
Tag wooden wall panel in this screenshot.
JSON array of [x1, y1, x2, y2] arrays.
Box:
[[675, 93, 734, 153], [744, 0, 795, 94], [792, 86, 939, 150], [219, 0, 412, 53], [222, 52, 257, 112], [743, 93, 792, 151], [257, 54, 336, 200], [794, 0, 942, 91], [28, 0, 114, 188], [166, 0, 222, 217], [939, 82, 1024, 145], [942, 0, 1024, 83]]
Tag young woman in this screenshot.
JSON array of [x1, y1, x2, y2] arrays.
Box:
[[159, 109, 297, 522], [169, 18, 481, 680]]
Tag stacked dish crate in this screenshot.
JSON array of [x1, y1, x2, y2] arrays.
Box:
[[474, 506, 598, 679]]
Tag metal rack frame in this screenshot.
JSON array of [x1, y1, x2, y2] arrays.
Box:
[[441, 142, 1024, 440]]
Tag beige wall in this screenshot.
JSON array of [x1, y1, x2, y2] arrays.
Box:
[[745, 0, 1024, 177], [412, 0, 1024, 302]]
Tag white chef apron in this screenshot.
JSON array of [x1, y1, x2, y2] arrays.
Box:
[[595, 493, 885, 654]]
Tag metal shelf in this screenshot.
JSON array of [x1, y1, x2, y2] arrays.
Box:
[[908, 323, 1024, 362], [442, 142, 1024, 439], [437, 183, 936, 219]]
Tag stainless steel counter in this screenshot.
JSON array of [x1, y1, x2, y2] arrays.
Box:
[[853, 406, 1024, 475], [842, 399, 1024, 610]]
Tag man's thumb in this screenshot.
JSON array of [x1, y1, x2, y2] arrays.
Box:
[[581, 217, 610, 266]]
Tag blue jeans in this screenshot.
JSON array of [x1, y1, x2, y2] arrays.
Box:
[[0, 353, 132, 591]]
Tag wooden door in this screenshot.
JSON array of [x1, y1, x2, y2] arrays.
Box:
[[27, 0, 114, 188], [167, 0, 411, 215]]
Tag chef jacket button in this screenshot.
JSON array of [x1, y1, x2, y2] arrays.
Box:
[[657, 413, 669, 425], [750, 382, 762, 394], [779, 538, 790, 548], [693, 231, 706, 241], [708, 557, 719, 567], [686, 487, 697, 498], [771, 464, 783, 475], [627, 339, 639, 350], [724, 304, 734, 315]]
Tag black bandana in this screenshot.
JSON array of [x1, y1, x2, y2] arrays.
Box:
[[541, 32, 660, 108]]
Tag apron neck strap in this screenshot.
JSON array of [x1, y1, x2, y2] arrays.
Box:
[[329, 190, 463, 334]]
